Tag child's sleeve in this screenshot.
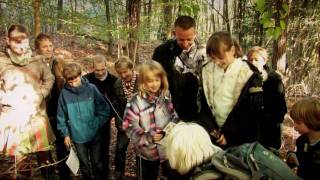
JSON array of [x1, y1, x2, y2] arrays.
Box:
[[93, 85, 110, 127], [123, 100, 151, 145], [57, 92, 70, 137]]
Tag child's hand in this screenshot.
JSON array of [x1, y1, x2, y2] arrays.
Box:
[[64, 136, 71, 150], [216, 134, 227, 146], [153, 132, 164, 143]]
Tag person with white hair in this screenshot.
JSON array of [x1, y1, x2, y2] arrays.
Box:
[[165, 122, 222, 177], [165, 122, 300, 180]]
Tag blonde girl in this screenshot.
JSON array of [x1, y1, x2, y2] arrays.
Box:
[[123, 60, 179, 180]]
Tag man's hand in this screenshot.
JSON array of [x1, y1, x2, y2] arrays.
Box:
[[64, 136, 72, 149]]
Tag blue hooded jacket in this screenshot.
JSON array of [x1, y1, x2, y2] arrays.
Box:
[[57, 78, 110, 143]]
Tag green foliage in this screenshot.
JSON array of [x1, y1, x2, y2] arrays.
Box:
[[176, 0, 201, 17], [255, 0, 289, 40]]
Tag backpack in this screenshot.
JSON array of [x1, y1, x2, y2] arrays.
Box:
[[193, 142, 301, 180]]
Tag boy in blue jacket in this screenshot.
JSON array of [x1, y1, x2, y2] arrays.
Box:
[[57, 63, 110, 180]]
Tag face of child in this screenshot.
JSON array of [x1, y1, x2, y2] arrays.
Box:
[[38, 39, 54, 59], [210, 44, 235, 70], [293, 121, 310, 135], [249, 54, 266, 72], [116, 68, 133, 83], [7, 30, 30, 56], [144, 72, 161, 95], [67, 75, 82, 88]]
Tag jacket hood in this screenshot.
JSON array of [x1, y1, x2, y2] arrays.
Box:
[[64, 77, 90, 94]]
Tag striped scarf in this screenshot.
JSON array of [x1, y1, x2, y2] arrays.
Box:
[[122, 72, 137, 100]]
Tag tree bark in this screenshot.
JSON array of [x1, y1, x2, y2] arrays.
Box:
[[57, 0, 63, 31], [104, 0, 114, 55], [0, 2, 5, 34], [162, 0, 173, 40], [223, 0, 230, 32], [127, 0, 141, 61], [237, 0, 245, 45], [146, 0, 152, 37], [271, 0, 290, 72], [33, 0, 41, 36], [211, 0, 216, 32]]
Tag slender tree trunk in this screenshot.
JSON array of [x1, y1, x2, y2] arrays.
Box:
[[104, 0, 114, 55], [57, 0, 63, 31], [146, 0, 152, 38], [223, 0, 230, 32], [271, 0, 290, 72], [18, 3, 25, 25], [127, 0, 141, 61], [0, 2, 6, 34], [33, 0, 41, 36], [162, 0, 173, 40], [211, 0, 216, 32]]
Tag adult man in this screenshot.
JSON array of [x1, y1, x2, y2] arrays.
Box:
[[152, 16, 206, 121], [84, 55, 117, 178], [35, 33, 71, 180], [0, 25, 55, 178]]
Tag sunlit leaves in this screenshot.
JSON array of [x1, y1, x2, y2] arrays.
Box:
[[255, 0, 289, 40]]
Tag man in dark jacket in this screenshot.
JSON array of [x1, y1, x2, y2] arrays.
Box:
[[84, 55, 117, 178], [152, 16, 206, 122]]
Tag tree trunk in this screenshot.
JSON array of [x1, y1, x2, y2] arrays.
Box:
[[211, 0, 216, 32], [162, 0, 173, 40], [147, 0, 152, 38], [104, 0, 114, 55], [223, 0, 230, 32], [33, 0, 41, 36], [0, 2, 6, 34], [57, 0, 63, 31], [18, 3, 25, 25], [237, 0, 244, 45], [127, 0, 141, 62], [271, 0, 290, 73]]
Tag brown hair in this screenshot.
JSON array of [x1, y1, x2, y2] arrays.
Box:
[[114, 56, 133, 70], [290, 97, 320, 131], [247, 46, 269, 63], [63, 63, 82, 80], [8, 25, 28, 38], [174, 16, 196, 30], [138, 60, 169, 95], [35, 33, 52, 50], [206, 31, 243, 59]]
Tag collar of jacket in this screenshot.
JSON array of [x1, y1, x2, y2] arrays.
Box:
[[64, 77, 89, 94], [140, 90, 170, 104], [201, 59, 254, 118]]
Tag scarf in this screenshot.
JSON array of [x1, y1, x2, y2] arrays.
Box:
[[7, 48, 32, 66], [122, 72, 137, 100]]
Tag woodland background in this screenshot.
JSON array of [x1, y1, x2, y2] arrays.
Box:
[[0, 0, 319, 179]]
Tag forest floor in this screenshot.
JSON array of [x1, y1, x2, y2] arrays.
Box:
[[0, 34, 301, 179]]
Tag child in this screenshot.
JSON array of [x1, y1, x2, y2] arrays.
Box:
[[199, 31, 264, 148], [289, 97, 320, 180], [247, 46, 287, 149], [57, 63, 110, 180], [122, 60, 179, 180], [113, 56, 139, 179]]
